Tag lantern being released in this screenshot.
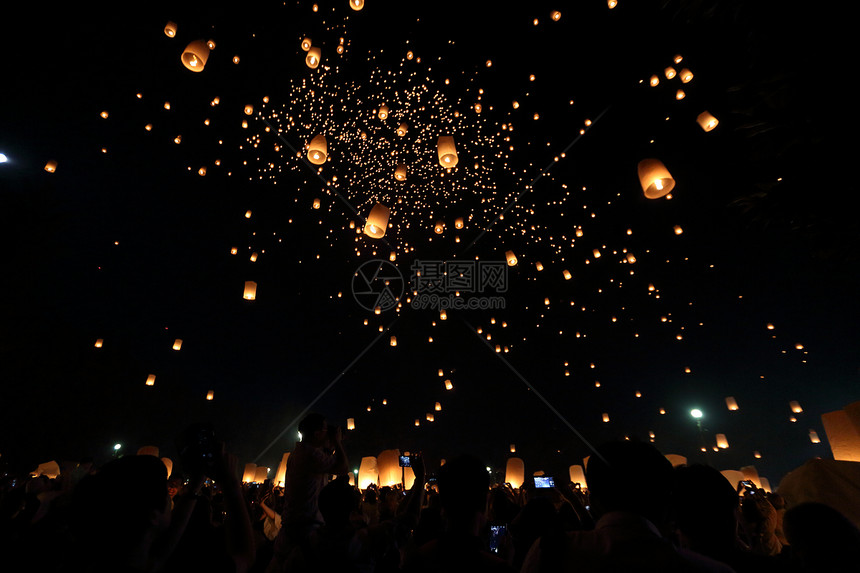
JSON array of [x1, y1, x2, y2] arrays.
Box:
[[363, 203, 390, 239], [181, 40, 210, 72], [437, 136, 459, 167], [569, 465, 587, 489], [638, 159, 675, 199], [242, 463, 257, 483], [505, 457, 525, 489], [307, 135, 328, 165]]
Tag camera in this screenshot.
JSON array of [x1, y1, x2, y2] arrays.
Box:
[[534, 476, 555, 488], [399, 455, 411, 467], [488, 524, 507, 553]]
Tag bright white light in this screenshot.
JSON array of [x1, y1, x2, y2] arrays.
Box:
[[0, 153, 7, 163], [113, 443, 122, 450], [690, 409, 703, 419]]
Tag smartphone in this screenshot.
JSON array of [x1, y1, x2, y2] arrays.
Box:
[[488, 524, 507, 553], [399, 455, 411, 467], [534, 476, 554, 488]]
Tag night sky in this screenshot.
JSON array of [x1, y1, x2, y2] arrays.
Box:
[[2, 1, 858, 488]]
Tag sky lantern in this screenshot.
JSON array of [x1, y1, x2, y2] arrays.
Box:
[[161, 458, 173, 478], [305, 46, 321, 69], [378, 104, 389, 120], [434, 220, 445, 234], [397, 122, 408, 136], [437, 136, 459, 167], [145, 374, 156, 386], [377, 450, 401, 487], [638, 158, 675, 199], [674, 225, 684, 235], [164, 21, 177, 38], [394, 164, 408, 181], [349, 0, 365, 10], [137, 446, 159, 457], [172, 339, 182, 351], [242, 463, 257, 483], [206, 390, 214, 400], [505, 457, 525, 489], [809, 430, 821, 443], [243, 281, 257, 300], [181, 40, 210, 72], [44, 160, 57, 173], [347, 417, 355, 430], [680, 68, 694, 83], [505, 250, 517, 266], [358, 457, 378, 489], [607, 0, 617, 8], [569, 465, 587, 488], [312, 198, 320, 209], [602, 412, 610, 423], [275, 452, 290, 487], [664, 66, 676, 79], [697, 111, 719, 132], [563, 269, 572, 280], [725, 396, 739, 411], [444, 379, 453, 390], [790, 401, 803, 414], [364, 203, 390, 238], [535, 261, 544, 271], [244, 104, 254, 115], [390, 335, 397, 346], [307, 135, 328, 165], [716, 433, 729, 449], [592, 249, 601, 259], [94, 339, 104, 348], [454, 217, 464, 229], [301, 37, 312, 51], [253, 466, 269, 484], [649, 75, 660, 87], [821, 406, 860, 462]]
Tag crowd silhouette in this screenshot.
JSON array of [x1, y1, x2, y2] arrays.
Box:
[[2, 413, 859, 572]]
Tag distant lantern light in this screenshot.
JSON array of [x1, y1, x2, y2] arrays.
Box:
[[172, 339, 182, 351], [716, 433, 729, 449], [674, 225, 684, 235], [389, 336, 397, 346], [505, 458, 525, 489], [649, 75, 660, 87], [535, 261, 544, 271], [664, 66, 676, 79], [364, 203, 391, 239], [725, 396, 739, 411], [809, 430, 821, 444], [396, 122, 408, 136], [301, 37, 312, 51], [697, 111, 719, 132], [307, 134, 328, 165], [505, 250, 517, 266], [790, 401, 803, 414], [347, 417, 355, 430], [437, 136, 459, 167], [592, 249, 601, 259], [454, 217, 464, 229], [394, 164, 407, 181], [312, 198, 321, 209], [510, 444, 516, 453], [349, 0, 365, 10], [232, 55, 240, 64], [435, 402, 442, 411], [675, 89, 686, 100], [551, 10, 561, 20], [434, 221, 444, 234], [766, 323, 775, 330], [181, 40, 210, 72], [563, 269, 572, 280], [245, 210, 252, 219], [164, 21, 177, 37], [244, 104, 254, 115], [602, 412, 610, 423], [44, 160, 57, 173], [145, 374, 156, 386], [608, 0, 617, 8], [305, 46, 321, 69], [243, 281, 257, 300], [94, 339, 104, 348], [378, 104, 389, 120], [444, 379, 453, 390], [638, 158, 675, 199], [680, 68, 694, 83], [206, 390, 214, 400]]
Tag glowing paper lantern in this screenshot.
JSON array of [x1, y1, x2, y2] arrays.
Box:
[[242, 463, 257, 483], [347, 417, 355, 430], [638, 158, 675, 199], [305, 46, 321, 69], [434, 221, 445, 234], [397, 122, 408, 136], [161, 458, 173, 478], [602, 412, 610, 423], [378, 104, 389, 120], [809, 430, 821, 443], [301, 37, 312, 51], [725, 396, 739, 411], [505, 250, 517, 266], [164, 21, 177, 37], [720, 469, 745, 490], [535, 261, 544, 271], [349, 0, 365, 10], [275, 452, 290, 486], [741, 466, 762, 489], [364, 203, 390, 239], [94, 339, 104, 348], [307, 135, 327, 165], [377, 450, 401, 487], [649, 75, 660, 87], [510, 444, 516, 453], [674, 225, 684, 235], [821, 409, 860, 462], [664, 66, 676, 79], [253, 466, 269, 483], [790, 401, 803, 414], [181, 40, 210, 72], [206, 390, 214, 400], [403, 466, 416, 489], [137, 446, 159, 457], [680, 68, 694, 83], [697, 111, 719, 132], [33, 461, 61, 479], [563, 269, 572, 280], [389, 336, 397, 346], [665, 454, 687, 468], [444, 379, 453, 390], [569, 465, 587, 488], [244, 104, 254, 116], [608, 0, 617, 8], [243, 281, 257, 300], [312, 198, 321, 210], [437, 136, 459, 167], [358, 456, 378, 489], [505, 457, 525, 489], [716, 434, 729, 449], [44, 160, 57, 173], [172, 339, 182, 351], [454, 217, 464, 229], [394, 164, 407, 181], [145, 374, 156, 386]]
